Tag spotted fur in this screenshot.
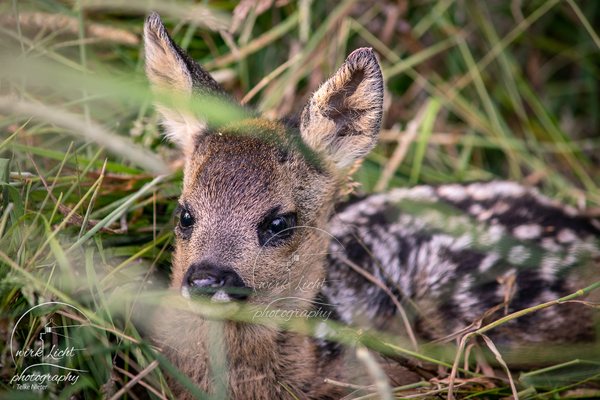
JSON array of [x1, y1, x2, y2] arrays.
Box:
[[326, 182, 600, 345], [144, 12, 600, 400]]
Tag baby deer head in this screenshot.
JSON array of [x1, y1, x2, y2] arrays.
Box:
[[144, 12, 383, 310]]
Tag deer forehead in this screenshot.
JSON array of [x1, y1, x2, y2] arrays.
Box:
[[180, 151, 304, 226], [183, 142, 282, 206], [180, 118, 332, 209]]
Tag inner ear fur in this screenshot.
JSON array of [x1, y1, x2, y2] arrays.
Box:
[[299, 48, 383, 170], [144, 12, 226, 96], [144, 12, 226, 152]]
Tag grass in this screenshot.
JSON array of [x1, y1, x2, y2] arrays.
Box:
[[1, 0, 600, 399]]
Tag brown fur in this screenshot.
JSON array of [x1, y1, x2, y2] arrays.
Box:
[[144, 12, 384, 399]]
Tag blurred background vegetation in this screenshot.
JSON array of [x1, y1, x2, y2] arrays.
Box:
[[1, 0, 600, 399]]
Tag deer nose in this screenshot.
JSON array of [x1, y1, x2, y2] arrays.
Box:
[[181, 262, 250, 302], [189, 272, 224, 289]]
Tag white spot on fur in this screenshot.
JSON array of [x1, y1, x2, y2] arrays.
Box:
[[388, 186, 437, 202], [417, 234, 461, 295], [478, 225, 505, 246], [540, 256, 560, 280], [557, 229, 578, 243], [466, 182, 525, 200], [478, 252, 500, 273], [450, 233, 473, 251], [437, 184, 468, 202], [477, 201, 510, 221], [562, 251, 578, 268], [508, 245, 530, 264], [541, 237, 562, 252], [561, 205, 578, 217], [469, 204, 484, 215], [581, 236, 600, 253], [513, 224, 542, 240]]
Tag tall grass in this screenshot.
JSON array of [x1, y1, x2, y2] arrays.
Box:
[[1, 0, 599, 399]]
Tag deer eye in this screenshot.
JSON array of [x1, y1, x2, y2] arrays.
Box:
[[269, 216, 291, 235], [179, 210, 194, 229], [259, 213, 296, 246]]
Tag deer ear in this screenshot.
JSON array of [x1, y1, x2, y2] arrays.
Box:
[[144, 12, 226, 152], [299, 48, 383, 170]]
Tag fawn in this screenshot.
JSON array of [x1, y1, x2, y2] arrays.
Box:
[[144, 12, 600, 399]]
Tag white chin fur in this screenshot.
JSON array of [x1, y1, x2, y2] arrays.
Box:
[[180, 286, 191, 299], [181, 287, 232, 303], [211, 290, 231, 303]]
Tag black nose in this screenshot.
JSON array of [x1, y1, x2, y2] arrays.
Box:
[[182, 262, 250, 301]]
